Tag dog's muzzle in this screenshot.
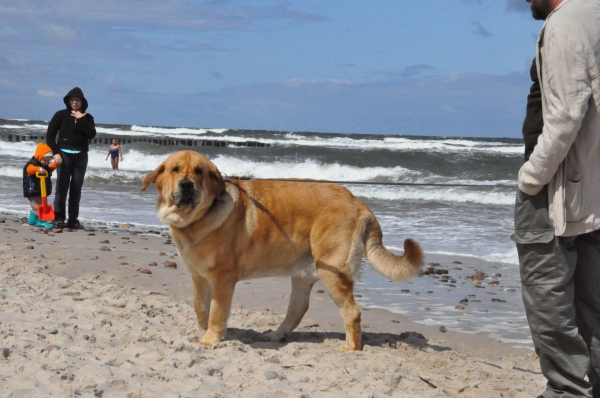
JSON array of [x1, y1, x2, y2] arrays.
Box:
[[175, 179, 197, 208]]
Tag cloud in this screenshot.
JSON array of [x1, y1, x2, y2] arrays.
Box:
[[37, 89, 59, 97], [472, 21, 492, 37], [461, 0, 531, 13], [0, 1, 329, 59], [401, 64, 436, 77], [2, 70, 531, 138], [506, 0, 531, 12]]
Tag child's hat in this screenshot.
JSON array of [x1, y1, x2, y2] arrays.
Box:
[[43, 151, 53, 158]]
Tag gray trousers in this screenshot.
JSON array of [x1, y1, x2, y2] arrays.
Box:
[[513, 188, 600, 398]]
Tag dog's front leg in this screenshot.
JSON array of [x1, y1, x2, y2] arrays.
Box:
[[200, 277, 236, 346], [191, 272, 212, 330]]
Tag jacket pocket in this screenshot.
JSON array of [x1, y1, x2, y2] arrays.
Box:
[[564, 179, 583, 222]]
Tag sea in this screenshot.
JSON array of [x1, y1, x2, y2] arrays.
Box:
[[0, 118, 532, 348]]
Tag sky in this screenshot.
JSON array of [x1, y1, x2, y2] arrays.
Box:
[[0, 0, 544, 137]]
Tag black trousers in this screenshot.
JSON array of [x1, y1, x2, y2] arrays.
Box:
[[53, 151, 88, 223]]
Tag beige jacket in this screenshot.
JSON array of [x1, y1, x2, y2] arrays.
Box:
[[518, 0, 600, 236]]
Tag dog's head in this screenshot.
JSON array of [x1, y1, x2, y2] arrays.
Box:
[[141, 150, 225, 228]]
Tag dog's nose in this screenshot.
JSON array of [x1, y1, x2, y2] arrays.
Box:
[[179, 179, 194, 192]]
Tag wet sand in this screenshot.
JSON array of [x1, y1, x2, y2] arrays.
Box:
[[0, 215, 545, 397]]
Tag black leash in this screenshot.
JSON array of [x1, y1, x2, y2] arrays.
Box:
[[224, 176, 516, 189]]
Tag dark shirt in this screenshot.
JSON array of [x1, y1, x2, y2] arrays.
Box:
[[522, 59, 543, 162], [46, 109, 97, 154]]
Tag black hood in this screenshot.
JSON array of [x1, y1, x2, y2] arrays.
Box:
[[63, 87, 89, 112]]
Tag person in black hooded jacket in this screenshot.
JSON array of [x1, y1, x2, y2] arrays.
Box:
[[46, 87, 97, 229]]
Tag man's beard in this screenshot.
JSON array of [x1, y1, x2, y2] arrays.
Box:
[[530, 0, 554, 20]]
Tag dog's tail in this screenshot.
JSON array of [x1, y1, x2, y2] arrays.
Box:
[[364, 216, 423, 281]]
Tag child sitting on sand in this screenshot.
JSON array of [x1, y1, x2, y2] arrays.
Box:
[[23, 143, 57, 228]]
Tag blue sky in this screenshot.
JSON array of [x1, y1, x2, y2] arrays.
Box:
[[0, 0, 542, 137]]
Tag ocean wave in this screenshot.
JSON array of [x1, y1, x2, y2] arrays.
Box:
[[0, 152, 517, 196], [211, 155, 420, 181], [1, 120, 523, 154], [348, 185, 515, 205]]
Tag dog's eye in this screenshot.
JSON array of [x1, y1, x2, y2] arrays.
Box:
[[194, 167, 202, 175], [172, 166, 179, 173]]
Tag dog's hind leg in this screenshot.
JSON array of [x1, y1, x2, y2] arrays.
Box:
[[191, 272, 212, 331], [263, 276, 315, 342], [315, 261, 361, 352]]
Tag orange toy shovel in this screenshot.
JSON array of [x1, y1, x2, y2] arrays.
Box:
[[36, 172, 55, 221]]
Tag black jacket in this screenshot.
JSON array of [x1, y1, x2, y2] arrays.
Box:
[[23, 158, 53, 198], [46, 87, 97, 154], [522, 59, 543, 162]]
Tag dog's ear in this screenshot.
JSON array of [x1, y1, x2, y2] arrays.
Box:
[[209, 163, 225, 199], [141, 163, 166, 191]]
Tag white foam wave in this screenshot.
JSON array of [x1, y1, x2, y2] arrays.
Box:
[[130, 125, 228, 136], [211, 155, 418, 181], [348, 186, 514, 205], [280, 133, 524, 154]]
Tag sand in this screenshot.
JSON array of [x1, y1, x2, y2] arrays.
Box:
[[0, 215, 546, 397]]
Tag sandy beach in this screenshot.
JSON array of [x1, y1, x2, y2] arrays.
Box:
[[0, 214, 546, 397]]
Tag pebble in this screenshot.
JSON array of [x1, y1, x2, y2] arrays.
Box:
[[159, 252, 167, 256], [264, 371, 280, 380], [149, 262, 157, 266], [454, 306, 465, 310], [100, 240, 110, 244], [121, 237, 129, 240], [424, 308, 430, 311], [434, 269, 448, 275], [164, 261, 177, 269], [25, 245, 34, 249], [137, 268, 152, 275], [52, 229, 63, 233], [474, 271, 485, 281], [100, 246, 111, 251], [118, 256, 126, 259], [439, 326, 446, 332], [459, 299, 468, 304], [120, 262, 129, 265], [120, 224, 132, 228], [40, 345, 61, 357], [488, 281, 499, 286], [401, 289, 410, 293], [491, 298, 506, 303], [391, 320, 400, 323], [87, 233, 95, 236], [453, 261, 462, 264], [423, 267, 436, 275], [317, 289, 325, 293], [473, 279, 481, 285], [492, 273, 502, 277], [427, 262, 440, 267]]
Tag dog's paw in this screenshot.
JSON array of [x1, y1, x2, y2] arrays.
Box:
[[199, 331, 222, 346], [335, 345, 360, 353], [261, 330, 287, 343]]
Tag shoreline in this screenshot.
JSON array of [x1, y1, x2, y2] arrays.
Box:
[[0, 214, 546, 396]]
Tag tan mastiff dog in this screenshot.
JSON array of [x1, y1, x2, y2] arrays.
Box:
[[141, 150, 423, 352]]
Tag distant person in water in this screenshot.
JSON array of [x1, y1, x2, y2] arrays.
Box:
[[45, 87, 97, 229], [105, 139, 123, 170]]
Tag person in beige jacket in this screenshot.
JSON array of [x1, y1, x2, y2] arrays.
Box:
[[513, 0, 600, 397]]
